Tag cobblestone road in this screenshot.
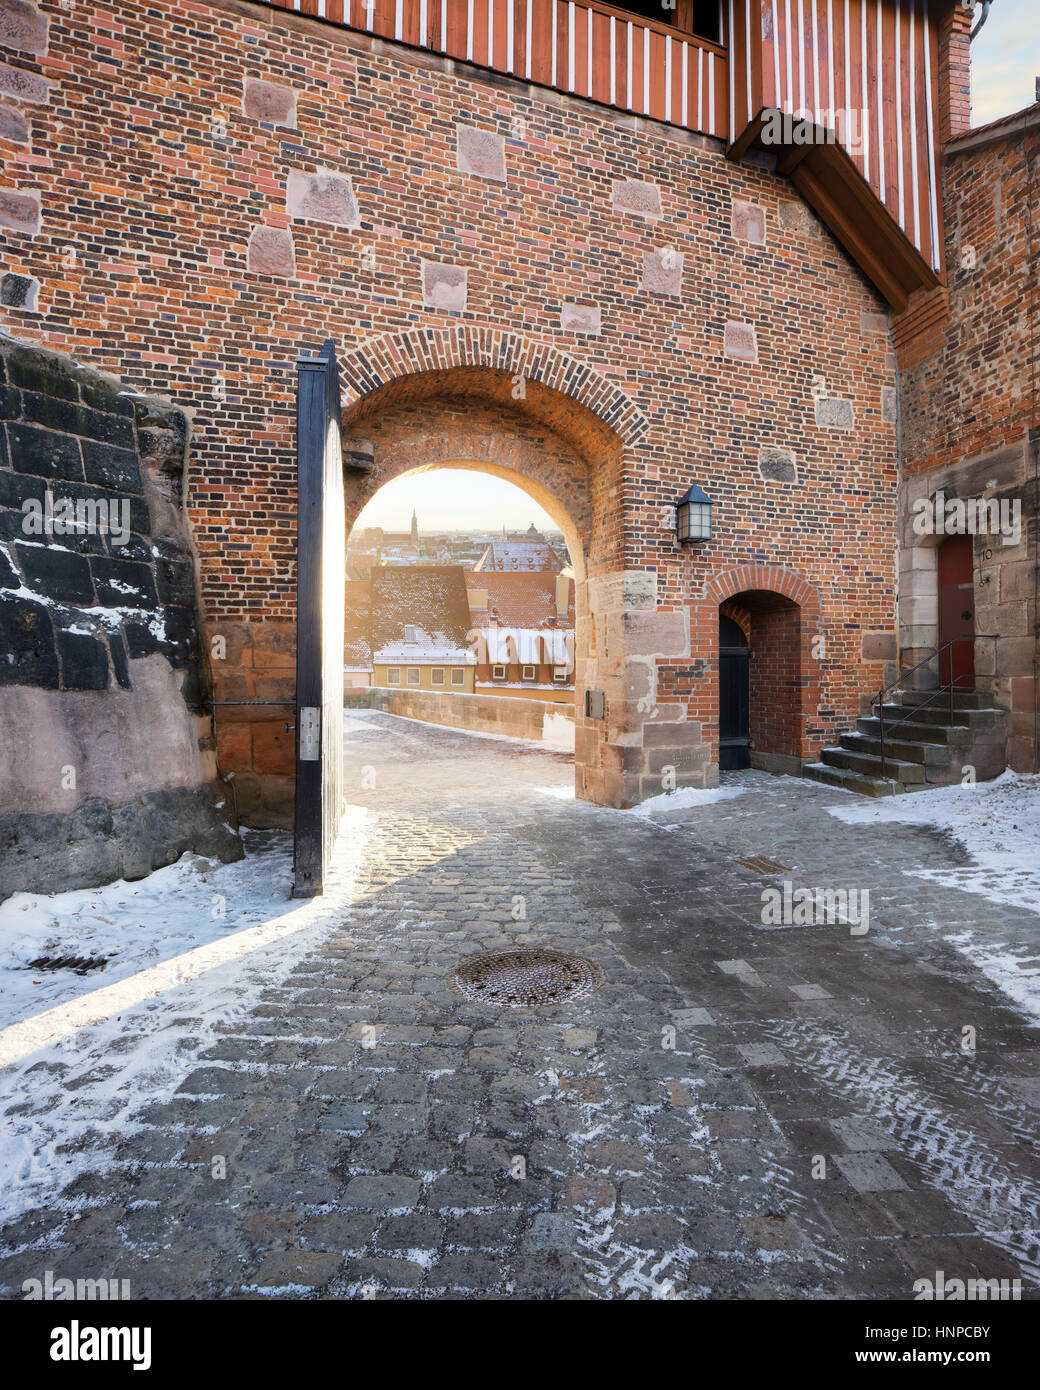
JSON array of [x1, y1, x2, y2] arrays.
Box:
[[2, 710, 1039, 1299]]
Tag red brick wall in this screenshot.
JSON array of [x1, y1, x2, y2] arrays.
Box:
[[749, 604, 801, 764], [899, 123, 1040, 479], [1, 0, 901, 807]]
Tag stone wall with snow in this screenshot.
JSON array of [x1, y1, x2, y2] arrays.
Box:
[[0, 334, 242, 898]]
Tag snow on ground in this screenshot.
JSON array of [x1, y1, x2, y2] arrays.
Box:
[[827, 771, 1040, 1019], [0, 815, 367, 1231], [632, 784, 748, 819]]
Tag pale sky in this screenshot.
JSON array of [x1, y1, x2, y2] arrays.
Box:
[[971, 0, 1040, 126], [352, 468, 560, 534]]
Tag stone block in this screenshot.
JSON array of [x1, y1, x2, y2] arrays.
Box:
[[758, 444, 797, 483], [456, 123, 506, 180], [0, 0, 48, 55], [861, 631, 896, 661], [881, 386, 899, 424], [611, 178, 661, 218], [90, 555, 158, 608], [617, 608, 688, 657], [247, 224, 296, 277], [0, 59, 50, 103], [0, 102, 27, 141], [724, 321, 757, 362], [286, 169, 359, 227], [641, 248, 683, 295], [0, 271, 38, 309], [56, 629, 109, 690], [994, 636, 1035, 678], [860, 311, 889, 335], [8, 423, 83, 480], [422, 260, 467, 311], [14, 542, 93, 602], [815, 396, 855, 430], [560, 302, 600, 335], [243, 76, 296, 126], [0, 184, 40, 234], [731, 199, 765, 244], [0, 591, 56, 686], [81, 439, 142, 493], [898, 594, 937, 625]]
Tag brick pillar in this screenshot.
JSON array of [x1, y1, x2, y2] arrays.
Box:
[[938, 2, 973, 144]]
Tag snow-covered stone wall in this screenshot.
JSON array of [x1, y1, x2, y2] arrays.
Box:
[[0, 334, 242, 898]]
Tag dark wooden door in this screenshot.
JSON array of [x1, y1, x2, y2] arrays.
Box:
[[938, 533, 974, 689], [293, 340, 345, 897], [719, 614, 750, 770]]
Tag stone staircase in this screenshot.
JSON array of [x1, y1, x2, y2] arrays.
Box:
[[804, 690, 1009, 797]]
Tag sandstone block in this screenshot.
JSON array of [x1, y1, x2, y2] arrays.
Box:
[[243, 77, 296, 127], [287, 169, 359, 227], [456, 124, 505, 180], [247, 224, 296, 277]]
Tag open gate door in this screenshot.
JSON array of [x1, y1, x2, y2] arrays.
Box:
[[293, 340, 345, 897]]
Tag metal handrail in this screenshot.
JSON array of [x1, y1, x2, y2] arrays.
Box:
[[871, 637, 979, 781]]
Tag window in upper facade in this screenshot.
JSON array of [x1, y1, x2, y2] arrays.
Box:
[[614, 0, 723, 45]]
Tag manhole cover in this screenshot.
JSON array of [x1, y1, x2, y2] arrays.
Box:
[[451, 949, 602, 1009]]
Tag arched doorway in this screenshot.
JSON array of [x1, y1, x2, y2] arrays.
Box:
[[705, 566, 823, 777], [338, 354, 623, 803]]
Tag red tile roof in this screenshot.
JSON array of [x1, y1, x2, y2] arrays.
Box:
[[464, 571, 575, 628]]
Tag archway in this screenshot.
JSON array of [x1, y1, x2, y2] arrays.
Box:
[[338, 356, 634, 803], [705, 565, 823, 775]]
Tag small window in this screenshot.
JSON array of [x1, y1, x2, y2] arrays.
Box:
[[404, 624, 418, 643], [450, 668, 466, 686], [407, 667, 421, 685], [492, 664, 507, 680], [387, 667, 401, 685], [553, 667, 568, 682], [521, 665, 536, 681], [430, 668, 445, 686]]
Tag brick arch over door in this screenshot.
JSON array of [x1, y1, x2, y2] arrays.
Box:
[[703, 565, 823, 623], [338, 325, 651, 448], [703, 564, 824, 767]]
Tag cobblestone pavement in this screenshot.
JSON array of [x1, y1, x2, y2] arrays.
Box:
[[2, 710, 1039, 1299]]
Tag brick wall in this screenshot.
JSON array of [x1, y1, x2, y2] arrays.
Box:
[[896, 112, 1039, 772], [1, 0, 901, 809]]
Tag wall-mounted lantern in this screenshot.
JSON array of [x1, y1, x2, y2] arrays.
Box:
[[676, 485, 712, 543]]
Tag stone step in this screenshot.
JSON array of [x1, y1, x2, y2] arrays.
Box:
[[876, 702, 1003, 730], [856, 716, 972, 746], [893, 689, 993, 711], [821, 745, 926, 782], [838, 731, 954, 766], [803, 762, 902, 797]]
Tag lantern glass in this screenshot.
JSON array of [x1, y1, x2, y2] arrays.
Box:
[[676, 485, 712, 542]]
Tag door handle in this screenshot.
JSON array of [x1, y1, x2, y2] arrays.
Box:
[[962, 610, 973, 621]]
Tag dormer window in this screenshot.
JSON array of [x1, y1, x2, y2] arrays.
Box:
[[404, 624, 418, 643]]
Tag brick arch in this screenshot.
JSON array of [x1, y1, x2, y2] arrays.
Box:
[[338, 325, 650, 447], [703, 564, 823, 624]]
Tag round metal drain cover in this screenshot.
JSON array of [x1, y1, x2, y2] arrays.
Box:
[[452, 949, 602, 1009]]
